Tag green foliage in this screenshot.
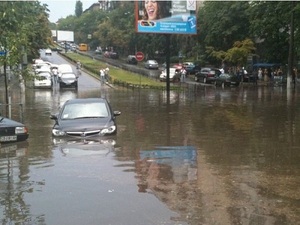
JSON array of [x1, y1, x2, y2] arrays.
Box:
[[0, 1, 50, 67], [75, 1, 83, 18], [207, 39, 256, 67], [248, 1, 292, 63], [64, 52, 166, 88]]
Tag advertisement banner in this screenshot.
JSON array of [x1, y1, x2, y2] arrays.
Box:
[[135, 0, 197, 35]]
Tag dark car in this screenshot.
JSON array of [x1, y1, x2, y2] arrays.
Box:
[[0, 116, 29, 143], [127, 55, 138, 65], [58, 72, 78, 89], [144, 60, 159, 70], [194, 67, 221, 84], [186, 65, 201, 75], [104, 51, 119, 59], [215, 73, 240, 87], [50, 98, 121, 138]]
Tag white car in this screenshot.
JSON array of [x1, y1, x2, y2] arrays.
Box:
[[34, 72, 52, 89], [58, 72, 78, 89], [58, 64, 73, 77], [45, 48, 52, 56], [32, 61, 52, 71], [159, 68, 180, 82]]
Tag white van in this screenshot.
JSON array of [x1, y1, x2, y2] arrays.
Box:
[[58, 64, 73, 77]]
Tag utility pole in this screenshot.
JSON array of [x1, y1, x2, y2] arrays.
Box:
[[287, 1, 295, 89]]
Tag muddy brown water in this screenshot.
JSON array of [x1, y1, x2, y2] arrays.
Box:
[[0, 55, 299, 224]]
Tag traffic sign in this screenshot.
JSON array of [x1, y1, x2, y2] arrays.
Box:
[[0, 51, 6, 56], [135, 52, 144, 61]]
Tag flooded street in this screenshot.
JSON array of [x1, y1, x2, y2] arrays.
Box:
[[1, 61, 300, 224]]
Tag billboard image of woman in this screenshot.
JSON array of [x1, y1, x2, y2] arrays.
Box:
[[136, 0, 197, 35]]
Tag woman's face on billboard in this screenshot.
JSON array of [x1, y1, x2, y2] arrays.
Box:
[[145, 0, 158, 20]]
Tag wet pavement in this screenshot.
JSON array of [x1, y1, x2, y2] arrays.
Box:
[[0, 52, 299, 225]]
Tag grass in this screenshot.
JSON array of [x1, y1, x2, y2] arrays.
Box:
[[61, 52, 170, 89]]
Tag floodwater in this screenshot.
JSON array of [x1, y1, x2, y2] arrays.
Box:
[[1, 76, 300, 224]]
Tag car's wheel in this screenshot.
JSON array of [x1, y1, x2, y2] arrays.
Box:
[[203, 77, 207, 83]]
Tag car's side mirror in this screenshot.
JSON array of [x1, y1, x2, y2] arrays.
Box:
[[114, 111, 121, 117], [50, 114, 58, 120]]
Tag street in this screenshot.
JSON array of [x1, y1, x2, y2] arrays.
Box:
[[0, 51, 299, 225]]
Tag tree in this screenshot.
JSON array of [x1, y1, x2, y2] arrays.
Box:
[[198, 1, 251, 51], [207, 39, 256, 69], [0, 1, 51, 111], [75, 0, 83, 18], [248, 1, 292, 64]]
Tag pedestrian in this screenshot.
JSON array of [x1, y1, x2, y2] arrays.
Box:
[[258, 68, 262, 80], [100, 69, 105, 83], [180, 68, 186, 82], [105, 67, 110, 81], [76, 61, 81, 69]]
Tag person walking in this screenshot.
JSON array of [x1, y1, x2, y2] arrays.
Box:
[[100, 69, 105, 83], [180, 68, 186, 82]]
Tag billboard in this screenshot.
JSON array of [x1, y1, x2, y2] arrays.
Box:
[[135, 0, 197, 35], [51, 30, 74, 42]]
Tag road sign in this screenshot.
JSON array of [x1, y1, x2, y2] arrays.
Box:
[[0, 51, 6, 56], [135, 52, 144, 61]]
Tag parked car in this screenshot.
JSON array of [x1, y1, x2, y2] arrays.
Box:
[[35, 65, 51, 74], [50, 98, 121, 138], [104, 51, 119, 59], [34, 72, 53, 89], [185, 65, 201, 75], [144, 60, 159, 69], [58, 72, 78, 89], [183, 62, 194, 68], [215, 73, 240, 87], [33, 62, 51, 72], [0, 116, 29, 143], [195, 67, 221, 83], [159, 68, 181, 82], [51, 46, 63, 52], [45, 48, 52, 56], [127, 55, 138, 65]]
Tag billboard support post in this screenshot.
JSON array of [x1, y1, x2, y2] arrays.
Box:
[[165, 34, 170, 99]]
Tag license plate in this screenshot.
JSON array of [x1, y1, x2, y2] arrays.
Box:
[[0, 135, 17, 142]]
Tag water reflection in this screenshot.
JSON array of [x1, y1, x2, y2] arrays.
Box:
[[138, 146, 197, 192], [0, 83, 299, 224], [53, 137, 116, 157]]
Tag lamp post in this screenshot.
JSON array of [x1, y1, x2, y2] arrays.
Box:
[[287, 1, 295, 89]]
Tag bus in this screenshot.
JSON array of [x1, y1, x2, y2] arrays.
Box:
[[78, 43, 88, 51]]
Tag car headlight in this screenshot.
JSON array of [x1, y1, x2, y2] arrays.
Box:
[[15, 127, 28, 134], [100, 125, 116, 135], [52, 129, 66, 136]]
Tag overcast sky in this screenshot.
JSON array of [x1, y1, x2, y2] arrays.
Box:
[[40, 0, 96, 23]]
